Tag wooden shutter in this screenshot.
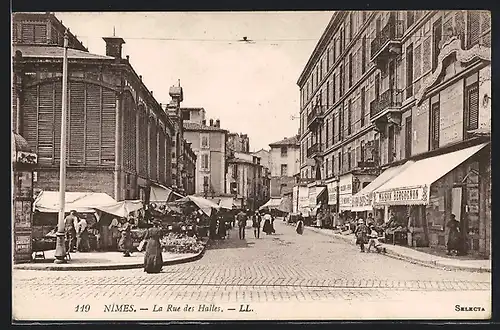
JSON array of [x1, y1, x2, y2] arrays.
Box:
[[69, 81, 85, 165], [431, 103, 440, 149], [138, 109, 148, 177], [53, 81, 62, 162], [34, 24, 47, 43], [38, 83, 54, 164], [405, 116, 412, 158], [467, 11, 481, 48], [22, 86, 38, 151], [158, 129, 166, 183], [101, 88, 116, 165], [21, 24, 34, 43], [85, 84, 101, 165], [467, 85, 479, 130]]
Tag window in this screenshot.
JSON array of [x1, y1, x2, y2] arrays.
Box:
[[316, 67, 319, 86], [347, 100, 352, 136], [281, 146, 288, 157], [332, 115, 336, 144], [347, 147, 352, 170], [405, 115, 412, 158], [332, 73, 336, 104], [361, 87, 366, 127], [467, 11, 480, 49], [203, 176, 209, 187], [348, 53, 353, 88], [325, 119, 329, 148], [338, 151, 342, 173], [432, 18, 442, 71], [326, 81, 330, 106], [201, 154, 210, 170], [388, 125, 395, 163], [430, 95, 440, 150], [320, 59, 324, 80], [325, 158, 329, 178], [464, 73, 479, 136], [327, 49, 330, 70], [407, 11, 415, 27], [281, 164, 288, 176], [406, 44, 414, 98], [339, 105, 344, 140], [333, 38, 337, 62], [340, 29, 344, 54], [340, 64, 344, 96], [360, 141, 365, 163], [201, 134, 209, 148], [182, 111, 190, 121], [361, 37, 366, 74]]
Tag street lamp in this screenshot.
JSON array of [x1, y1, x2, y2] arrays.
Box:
[[54, 29, 70, 263]]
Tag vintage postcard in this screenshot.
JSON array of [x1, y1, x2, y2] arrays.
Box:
[[12, 10, 491, 321]]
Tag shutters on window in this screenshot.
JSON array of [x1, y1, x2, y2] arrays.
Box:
[[101, 88, 116, 165], [38, 83, 54, 164], [21, 24, 34, 43], [467, 85, 479, 130], [69, 81, 85, 165], [53, 81, 62, 163], [467, 11, 480, 48], [149, 118, 158, 181], [34, 24, 47, 43], [405, 116, 412, 158], [22, 86, 38, 152], [431, 102, 440, 150], [86, 84, 101, 165], [138, 108, 148, 177]]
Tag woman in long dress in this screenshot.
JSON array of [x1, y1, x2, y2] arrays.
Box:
[[144, 220, 164, 273], [119, 217, 133, 257], [296, 214, 304, 235], [262, 212, 273, 235], [446, 214, 462, 255]]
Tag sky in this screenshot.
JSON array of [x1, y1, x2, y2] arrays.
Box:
[[55, 12, 333, 152]]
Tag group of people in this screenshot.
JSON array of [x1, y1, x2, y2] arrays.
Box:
[[235, 209, 276, 240], [353, 217, 386, 253], [63, 210, 90, 252]]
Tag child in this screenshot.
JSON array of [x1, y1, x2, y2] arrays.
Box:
[[367, 225, 386, 253]]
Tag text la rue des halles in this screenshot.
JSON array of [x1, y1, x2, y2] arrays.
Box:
[[103, 303, 254, 313]]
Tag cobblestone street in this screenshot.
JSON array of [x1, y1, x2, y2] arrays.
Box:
[[13, 221, 491, 320]]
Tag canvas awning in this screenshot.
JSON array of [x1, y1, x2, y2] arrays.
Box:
[[259, 198, 283, 210], [351, 162, 414, 212], [34, 191, 117, 213], [219, 197, 239, 209], [374, 143, 488, 206], [278, 195, 292, 213], [94, 200, 143, 218], [170, 195, 220, 217], [149, 184, 172, 203], [308, 186, 326, 208]]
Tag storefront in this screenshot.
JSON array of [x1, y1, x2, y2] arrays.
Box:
[[308, 183, 326, 215], [326, 179, 338, 227], [297, 185, 309, 216], [373, 142, 491, 257], [12, 133, 37, 263], [338, 174, 353, 224]]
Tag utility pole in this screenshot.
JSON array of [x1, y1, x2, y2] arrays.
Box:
[[54, 29, 69, 263]]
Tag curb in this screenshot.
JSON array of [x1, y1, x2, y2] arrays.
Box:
[[303, 225, 490, 273], [13, 242, 208, 271]]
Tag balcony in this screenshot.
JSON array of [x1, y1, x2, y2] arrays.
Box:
[[370, 88, 403, 132], [307, 105, 327, 130], [307, 142, 321, 158], [370, 14, 403, 68]]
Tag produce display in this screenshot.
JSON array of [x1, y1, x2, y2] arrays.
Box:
[[160, 233, 205, 254]]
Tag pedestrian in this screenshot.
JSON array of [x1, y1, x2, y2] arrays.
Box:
[[296, 214, 304, 235], [366, 224, 385, 253], [262, 212, 273, 235], [64, 210, 78, 252], [366, 213, 375, 227], [355, 218, 369, 252], [108, 217, 121, 251], [252, 211, 262, 239], [76, 214, 90, 252], [143, 220, 164, 274], [236, 209, 247, 240], [119, 217, 133, 257], [446, 214, 462, 256]]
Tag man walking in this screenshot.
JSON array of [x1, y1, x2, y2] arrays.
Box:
[[64, 210, 78, 252], [237, 209, 247, 240], [253, 211, 262, 239]]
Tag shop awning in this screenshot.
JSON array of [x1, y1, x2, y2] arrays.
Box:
[[94, 200, 144, 218], [259, 197, 283, 210], [34, 191, 117, 213], [278, 195, 293, 213], [150, 184, 172, 203], [308, 186, 326, 208], [219, 197, 239, 209], [351, 161, 414, 212], [374, 143, 488, 206]]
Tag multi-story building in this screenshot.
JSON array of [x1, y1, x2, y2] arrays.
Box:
[[12, 12, 194, 202], [182, 139, 197, 195], [269, 135, 300, 197], [226, 152, 266, 210], [181, 108, 228, 196], [226, 132, 250, 157], [298, 10, 491, 257]]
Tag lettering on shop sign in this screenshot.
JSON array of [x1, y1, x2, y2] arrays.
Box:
[[352, 194, 371, 207], [376, 187, 426, 204], [340, 184, 352, 193], [339, 196, 352, 206]]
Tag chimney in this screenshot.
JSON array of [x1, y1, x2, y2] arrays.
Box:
[[215, 119, 220, 128], [209, 119, 214, 126], [202, 119, 206, 126], [102, 37, 125, 59]]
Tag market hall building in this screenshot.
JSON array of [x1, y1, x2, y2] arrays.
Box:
[[297, 10, 491, 258], [12, 12, 196, 202]]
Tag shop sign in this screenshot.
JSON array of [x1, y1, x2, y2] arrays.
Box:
[[339, 174, 353, 195], [327, 181, 338, 205], [298, 186, 309, 210], [375, 186, 428, 206], [352, 193, 372, 208], [16, 151, 38, 165], [15, 234, 31, 254], [339, 195, 352, 208]]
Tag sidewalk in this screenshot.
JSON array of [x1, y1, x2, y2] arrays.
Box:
[[285, 221, 491, 273], [14, 239, 208, 271]]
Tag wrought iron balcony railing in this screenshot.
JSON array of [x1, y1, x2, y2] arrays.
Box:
[[370, 88, 403, 118], [306, 142, 321, 158], [370, 14, 403, 60], [306, 105, 328, 129]]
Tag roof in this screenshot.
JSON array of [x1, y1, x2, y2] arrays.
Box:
[[269, 135, 300, 147], [14, 45, 114, 60], [183, 122, 226, 132]]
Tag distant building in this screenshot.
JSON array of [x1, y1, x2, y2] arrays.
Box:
[[227, 132, 250, 156], [252, 148, 271, 170], [182, 108, 227, 196], [269, 135, 300, 197], [226, 151, 266, 210]]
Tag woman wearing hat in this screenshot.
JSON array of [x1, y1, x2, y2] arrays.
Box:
[[354, 218, 369, 252], [143, 219, 164, 273]]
